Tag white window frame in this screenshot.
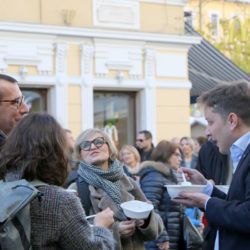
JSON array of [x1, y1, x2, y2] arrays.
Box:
[[209, 11, 221, 38], [184, 8, 194, 27]]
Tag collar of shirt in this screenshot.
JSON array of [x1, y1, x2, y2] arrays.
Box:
[[230, 131, 250, 172]]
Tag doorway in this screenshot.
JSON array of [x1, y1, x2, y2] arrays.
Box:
[[94, 91, 136, 149]]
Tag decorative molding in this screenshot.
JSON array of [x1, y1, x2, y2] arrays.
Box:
[[156, 52, 187, 78], [81, 85, 94, 130], [0, 44, 8, 72], [55, 43, 68, 76], [93, 0, 140, 30], [0, 21, 202, 46], [94, 42, 143, 79], [139, 0, 188, 6], [93, 77, 192, 90], [0, 39, 53, 75], [81, 45, 94, 75], [141, 87, 157, 145], [106, 60, 133, 71], [54, 83, 68, 128], [144, 49, 156, 80]]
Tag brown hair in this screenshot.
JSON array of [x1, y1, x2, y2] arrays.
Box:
[[196, 136, 207, 147], [139, 130, 152, 139], [197, 82, 250, 125], [0, 113, 69, 185], [152, 140, 182, 163]]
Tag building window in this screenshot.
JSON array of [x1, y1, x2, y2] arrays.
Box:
[[211, 13, 219, 37], [94, 91, 136, 149], [21, 88, 47, 113], [184, 11, 193, 27]]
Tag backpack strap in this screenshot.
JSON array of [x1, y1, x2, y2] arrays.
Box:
[[29, 179, 48, 188], [77, 176, 91, 216]]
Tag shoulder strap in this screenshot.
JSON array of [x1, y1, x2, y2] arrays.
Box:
[[29, 179, 48, 188], [77, 176, 91, 216]]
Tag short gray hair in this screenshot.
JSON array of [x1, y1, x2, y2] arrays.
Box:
[[73, 128, 118, 164]]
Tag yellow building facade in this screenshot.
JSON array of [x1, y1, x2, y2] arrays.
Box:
[[0, 0, 201, 146], [185, 0, 250, 40]]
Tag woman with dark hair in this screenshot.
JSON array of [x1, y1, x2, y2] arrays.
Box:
[[138, 140, 185, 250], [0, 113, 115, 250], [72, 128, 163, 250]]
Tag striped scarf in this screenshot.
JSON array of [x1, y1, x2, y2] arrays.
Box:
[[77, 159, 124, 205]]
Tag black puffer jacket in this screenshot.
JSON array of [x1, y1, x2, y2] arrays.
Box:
[[139, 161, 185, 250]]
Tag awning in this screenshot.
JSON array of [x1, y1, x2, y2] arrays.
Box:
[[185, 23, 250, 99]]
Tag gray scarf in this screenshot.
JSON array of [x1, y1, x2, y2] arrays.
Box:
[[77, 159, 124, 205]]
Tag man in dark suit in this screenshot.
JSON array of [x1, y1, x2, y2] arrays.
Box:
[[174, 82, 250, 250], [0, 74, 29, 149]]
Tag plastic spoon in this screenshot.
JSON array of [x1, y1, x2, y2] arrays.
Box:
[[181, 172, 192, 186], [86, 214, 96, 220]]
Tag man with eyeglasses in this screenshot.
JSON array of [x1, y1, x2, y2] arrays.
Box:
[[0, 74, 29, 149], [135, 130, 154, 162]]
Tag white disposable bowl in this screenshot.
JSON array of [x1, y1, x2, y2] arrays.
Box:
[[120, 200, 154, 219], [215, 185, 229, 194], [165, 185, 205, 198]]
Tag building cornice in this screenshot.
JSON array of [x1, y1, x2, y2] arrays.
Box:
[[139, 0, 188, 6], [0, 21, 201, 46]]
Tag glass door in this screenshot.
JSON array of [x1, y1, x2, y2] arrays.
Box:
[[21, 88, 47, 113], [94, 91, 136, 149]]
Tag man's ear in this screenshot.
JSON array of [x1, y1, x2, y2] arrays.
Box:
[[227, 112, 239, 131]]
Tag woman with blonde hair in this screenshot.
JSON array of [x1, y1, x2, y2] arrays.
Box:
[[73, 128, 163, 250], [119, 145, 141, 178], [180, 136, 198, 169]]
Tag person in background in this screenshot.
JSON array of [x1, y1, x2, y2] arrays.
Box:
[[174, 82, 250, 250], [185, 207, 204, 233], [119, 145, 141, 180], [180, 136, 197, 169], [136, 130, 154, 162], [0, 113, 115, 250], [0, 74, 29, 149], [65, 129, 75, 152], [73, 128, 163, 250], [138, 140, 185, 250], [171, 137, 181, 145], [194, 136, 208, 156], [64, 129, 77, 187]]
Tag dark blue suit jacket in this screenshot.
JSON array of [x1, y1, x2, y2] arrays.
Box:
[[206, 143, 250, 250]]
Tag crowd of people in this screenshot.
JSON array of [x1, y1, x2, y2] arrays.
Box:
[[0, 73, 249, 250]]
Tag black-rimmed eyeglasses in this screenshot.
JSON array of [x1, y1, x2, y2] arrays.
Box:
[[0, 96, 25, 109], [80, 137, 106, 151]]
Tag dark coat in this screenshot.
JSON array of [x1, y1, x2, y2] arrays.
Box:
[[0, 129, 6, 150], [137, 145, 154, 162], [138, 161, 185, 250], [195, 140, 228, 185], [205, 143, 250, 250], [195, 140, 229, 250]]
